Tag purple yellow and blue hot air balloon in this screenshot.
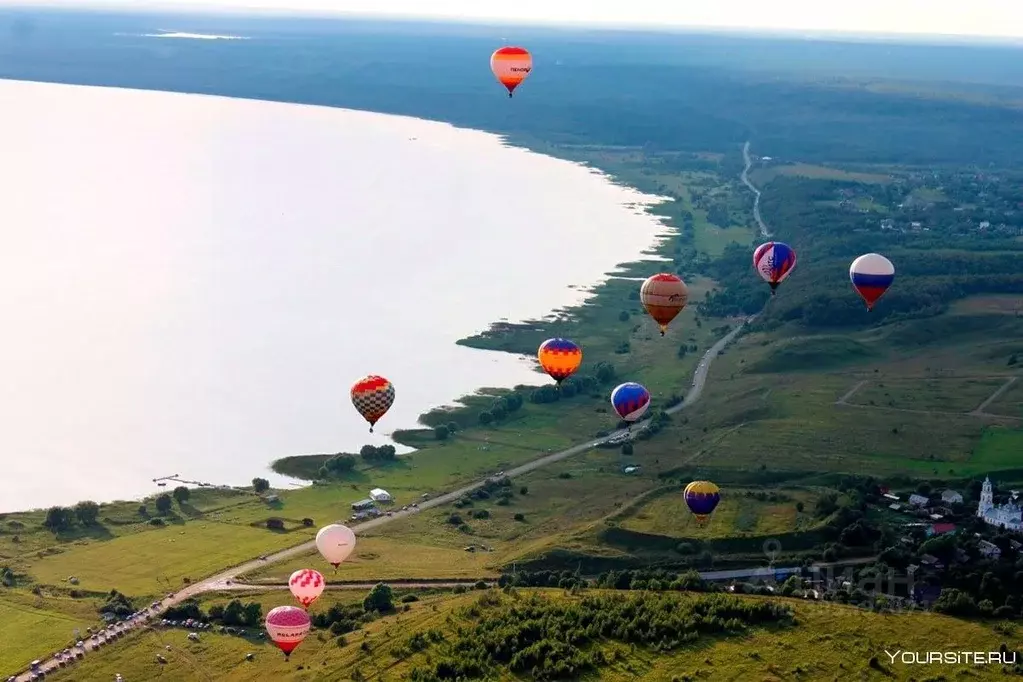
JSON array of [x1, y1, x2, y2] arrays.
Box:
[[683, 480, 720, 523], [537, 338, 582, 385], [610, 382, 651, 423], [849, 253, 895, 311], [753, 241, 796, 294]]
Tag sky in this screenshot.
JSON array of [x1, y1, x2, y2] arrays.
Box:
[[9, 0, 1023, 39]]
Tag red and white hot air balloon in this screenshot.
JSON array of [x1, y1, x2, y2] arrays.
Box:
[[265, 605, 311, 660], [288, 569, 325, 609], [490, 46, 532, 97]]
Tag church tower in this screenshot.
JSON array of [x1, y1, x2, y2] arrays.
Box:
[[977, 476, 994, 517]]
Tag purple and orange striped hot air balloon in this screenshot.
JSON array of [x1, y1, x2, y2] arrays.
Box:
[[350, 375, 395, 433], [490, 46, 532, 97], [537, 338, 582, 385]]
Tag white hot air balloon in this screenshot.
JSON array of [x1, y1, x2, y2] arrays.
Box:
[[288, 569, 325, 609], [315, 524, 356, 569]]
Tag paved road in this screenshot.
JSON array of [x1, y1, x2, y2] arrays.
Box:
[[741, 141, 772, 238], [11, 141, 763, 681]]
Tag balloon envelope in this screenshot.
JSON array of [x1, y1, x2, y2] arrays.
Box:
[[288, 569, 325, 609], [537, 338, 582, 384], [849, 253, 894, 310], [315, 524, 357, 568], [490, 46, 532, 96], [265, 606, 311, 657], [640, 273, 688, 335], [684, 480, 721, 522], [753, 241, 797, 290], [351, 375, 395, 431], [611, 382, 651, 422]]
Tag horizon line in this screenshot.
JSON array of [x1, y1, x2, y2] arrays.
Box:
[[4, 3, 1023, 47]]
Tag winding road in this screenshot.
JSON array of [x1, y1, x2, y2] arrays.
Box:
[[11, 143, 765, 681], [741, 141, 772, 238]]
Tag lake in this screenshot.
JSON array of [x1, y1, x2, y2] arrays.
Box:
[[0, 78, 670, 511]]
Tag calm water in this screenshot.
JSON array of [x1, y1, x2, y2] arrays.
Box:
[[0, 79, 670, 511]]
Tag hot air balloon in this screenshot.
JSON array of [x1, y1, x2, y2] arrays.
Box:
[[351, 375, 395, 432], [640, 273, 688, 336], [850, 253, 894, 311], [611, 382, 651, 423], [288, 569, 325, 609], [265, 606, 311, 660], [753, 241, 796, 294], [490, 46, 532, 97], [684, 480, 720, 523], [537, 338, 582, 385], [315, 524, 356, 570]]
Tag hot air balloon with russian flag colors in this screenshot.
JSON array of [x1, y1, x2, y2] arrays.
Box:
[[849, 253, 894, 311], [753, 241, 797, 294], [611, 382, 651, 423], [684, 480, 720, 524], [265, 606, 311, 660]]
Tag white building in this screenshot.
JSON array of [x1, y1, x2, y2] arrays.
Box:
[[908, 494, 929, 507], [941, 490, 963, 505], [977, 477, 1023, 531], [369, 488, 393, 503]]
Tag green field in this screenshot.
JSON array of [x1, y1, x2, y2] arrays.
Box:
[[618, 487, 822, 539], [750, 163, 893, 185], [41, 588, 1017, 682]]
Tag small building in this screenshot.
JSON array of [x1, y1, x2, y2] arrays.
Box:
[[920, 554, 944, 569], [979, 540, 1002, 559], [883, 493, 900, 501], [941, 490, 963, 505], [908, 494, 929, 507], [624, 466, 638, 474], [265, 495, 279, 503], [889, 503, 902, 511], [929, 513, 944, 521], [928, 523, 957, 536], [369, 488, 393, 503], [352, 499, 375, 511]]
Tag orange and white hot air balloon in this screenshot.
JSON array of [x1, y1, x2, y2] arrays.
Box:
[[640, 273, 689, 336], [288, 569, 325, 609], [351, 375, 395, 433], [490, 46, 532, 97]]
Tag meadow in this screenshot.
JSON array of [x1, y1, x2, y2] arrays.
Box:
[[40, 588, 1021, 682]]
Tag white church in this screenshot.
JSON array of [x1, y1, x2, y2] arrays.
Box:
[[977, 477, 1023, 532]]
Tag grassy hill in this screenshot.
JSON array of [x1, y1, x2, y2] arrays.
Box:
[[39, 588, 1021, 681]]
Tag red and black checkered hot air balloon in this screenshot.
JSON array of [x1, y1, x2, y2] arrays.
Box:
[[351, 375, 395, 432]]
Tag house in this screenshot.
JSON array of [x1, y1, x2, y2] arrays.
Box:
[[369, 488, 393, 503], [920, 554, 944, 569], [941, 490, 964, 505], [928, 523, 957, 537], [883, 493, 900, 502], [889, 503, 903, 511], [1011, 539, 1022, 551], [908, 494, 929, 507], [979, 540, 1002, 559], [265, 495, 279, 503], [351, 499, 375, 511], [929, 513, 944, 521]]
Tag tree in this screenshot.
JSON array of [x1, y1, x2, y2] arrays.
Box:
[[478, 411, 493, 425], [446, 421, 459, 433], [434, 425, 450, 440], [74, 501, 100, 526], [43, 506, 73, 532], [155, 493, 173, 515], [491, 405, 508, 421], [363, 583, 394, 613], [796, 501, 805, 513], [252, 478, 270, 493], [242, 602, 262, 626], [172, 486, 191, 505], [621, 443, 634, 455], [137, 504, 148, 517], [520, 486, 528, 496]]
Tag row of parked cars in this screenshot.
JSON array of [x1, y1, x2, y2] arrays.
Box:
[[11, 602, 164, 681]]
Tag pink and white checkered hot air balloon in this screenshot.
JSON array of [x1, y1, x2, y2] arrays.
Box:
[[288, 569, 325, 609], [265, 605, 311, 660], [315, 523, 356, 570]]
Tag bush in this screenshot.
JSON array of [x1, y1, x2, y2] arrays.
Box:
[[400, 594, 419, 603], [302, 518, 314, 527], [148, 518, 165, 526], [514, 513, 526, 522]]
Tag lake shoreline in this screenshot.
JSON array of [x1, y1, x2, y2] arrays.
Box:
[[1, 80, 681, 513]]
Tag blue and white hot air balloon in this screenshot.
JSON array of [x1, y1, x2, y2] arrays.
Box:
[[850, 253, 895, 311], [610, 382, 651, 423]]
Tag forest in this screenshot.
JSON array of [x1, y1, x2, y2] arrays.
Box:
[[1, 10, 1023, 167]]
